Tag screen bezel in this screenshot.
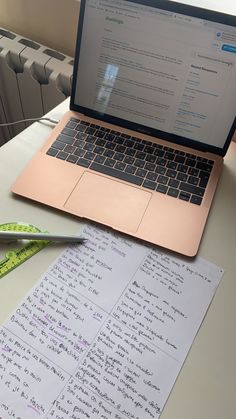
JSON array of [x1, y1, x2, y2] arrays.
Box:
[[70, 0, 236, 157]]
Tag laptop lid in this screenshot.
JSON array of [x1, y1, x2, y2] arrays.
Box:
[[70, 0, 236, 157]]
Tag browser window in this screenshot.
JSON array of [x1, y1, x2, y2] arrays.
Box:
[[74, 0, 236, 148]]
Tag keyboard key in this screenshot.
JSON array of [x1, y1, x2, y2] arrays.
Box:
[[155, 149, 165, 157], [190, 195, 203, 205], [166, 169, 177, 178], [188, 176, 198, 185], [188, 167, 199, 177], [114, 136, 125, 145], [134, 159, 145, 168], [90, 123, 100, 129], [178, 164, 188, 173], [199, 170, 210, 179], [115, 162, 126, 171], [66, 120, 78, 129], [146, 172, 158, 182], [74, 148, 85, 157], [175, 155, 185, 163], [156, 157, 166, 166], [74, 139, 85, 148], [94, 155, 106, 164], [57, 151, 69, 160], [125, 148, 136, 156], [79, 120, 90, 126], [62, 127, 76, 137], [199, 173, 210, 188], [86, 135, 96, 144], [166, 161, 177, 169], [114, 152, 124, 161], [168, 179, 180, 188], [177, 172, 188, 182], [77, 158, 90, 168], [196, 161, 213, 173], [84, 143, 94, 151], [64, 145, 76, 154], [135, 151, 146, 160], [85, 127, 96, 135], [158, 175, 168, 185], [100, 126, 110, 133], [84, 151, 96, 161], [104, 133, 115, 141], [90, 162, 143, 185], [46, 147, 58, 157], [66, 154, 78, 164], [164, 151, 175, 160], [144, 145, 154, 154], [76, 124, 86, 133], [156, 184, 168, 194], [136, 168, 147, 178], [179, 192, 191, 201], [133, 142, 144, 151], [125, 165, 136, 174], [95, 138, 106, 147], [167, 188, 179, 198], [115, 145, 126, 153], [105, 141, 116, 150], [51, 140, 65, 150], [76, 132, 87, 141], [57, 134, 74, 145], [94, 145, 104, 155], [104, 149, 114, 158], [70, 117, 80, 123], [95, 130, 105, 139], [121, 133, 130, 139], [123, 139, 134, 148], [143, 179, 157, 190], [155, 165, 166, 175], [180, 182, 204, 197], [185, 158, 196, 167], [105, 158, 116, 167], [144, 162, 155, 171], [124, 155, 135, 165], [145, 154, 156, 163], [186, 153, 196, 159], [197, 156, 208, 162]]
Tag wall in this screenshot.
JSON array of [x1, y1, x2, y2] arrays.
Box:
[[0, 0, 80, 57]]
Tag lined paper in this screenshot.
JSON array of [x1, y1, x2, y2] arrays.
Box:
[[0, 224, 223, 418]]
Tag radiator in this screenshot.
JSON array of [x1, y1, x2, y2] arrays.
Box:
[[0, 28, 73, 146]]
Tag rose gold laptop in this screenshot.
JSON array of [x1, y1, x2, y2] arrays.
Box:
[[12, 0, 236, 256]]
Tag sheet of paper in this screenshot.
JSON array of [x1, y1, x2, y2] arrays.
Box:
[[0, 224, 223, 419]]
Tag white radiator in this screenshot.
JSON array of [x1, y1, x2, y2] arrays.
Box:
[[0, 28, 73, 145]]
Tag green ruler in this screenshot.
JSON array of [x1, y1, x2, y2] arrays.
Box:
[[0, 222, 50, 279]]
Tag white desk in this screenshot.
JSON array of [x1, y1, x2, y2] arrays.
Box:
[[0, 96, 236, 418]]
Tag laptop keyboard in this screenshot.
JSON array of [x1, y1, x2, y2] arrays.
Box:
[[46, 118, 214, 206]]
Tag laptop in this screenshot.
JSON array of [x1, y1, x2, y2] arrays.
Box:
[[12, 0, 236, 256]]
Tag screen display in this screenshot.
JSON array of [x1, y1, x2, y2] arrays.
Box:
[[74, 0, 236, 149]]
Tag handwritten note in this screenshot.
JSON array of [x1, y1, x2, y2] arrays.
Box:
[[0, 224, 223, 418]]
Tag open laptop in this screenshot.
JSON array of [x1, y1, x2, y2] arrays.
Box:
[[12, 0, 236, 256]]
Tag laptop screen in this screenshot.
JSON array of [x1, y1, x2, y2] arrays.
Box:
[[71, 0, 236, 155]]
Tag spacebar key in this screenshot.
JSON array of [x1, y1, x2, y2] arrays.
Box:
[[90, 162, 142, 186]]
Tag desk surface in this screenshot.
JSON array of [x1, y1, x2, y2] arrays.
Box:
[[1, 1, 236, 416], [1, 97, 236, 418]]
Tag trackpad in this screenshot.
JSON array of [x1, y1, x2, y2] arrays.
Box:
[[64, 172, 152, 233]]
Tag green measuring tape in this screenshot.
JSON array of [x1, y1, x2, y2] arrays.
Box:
[[0, 222, 50, 279]]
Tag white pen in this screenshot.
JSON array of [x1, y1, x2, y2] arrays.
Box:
[[0, 231, 86, 243]]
